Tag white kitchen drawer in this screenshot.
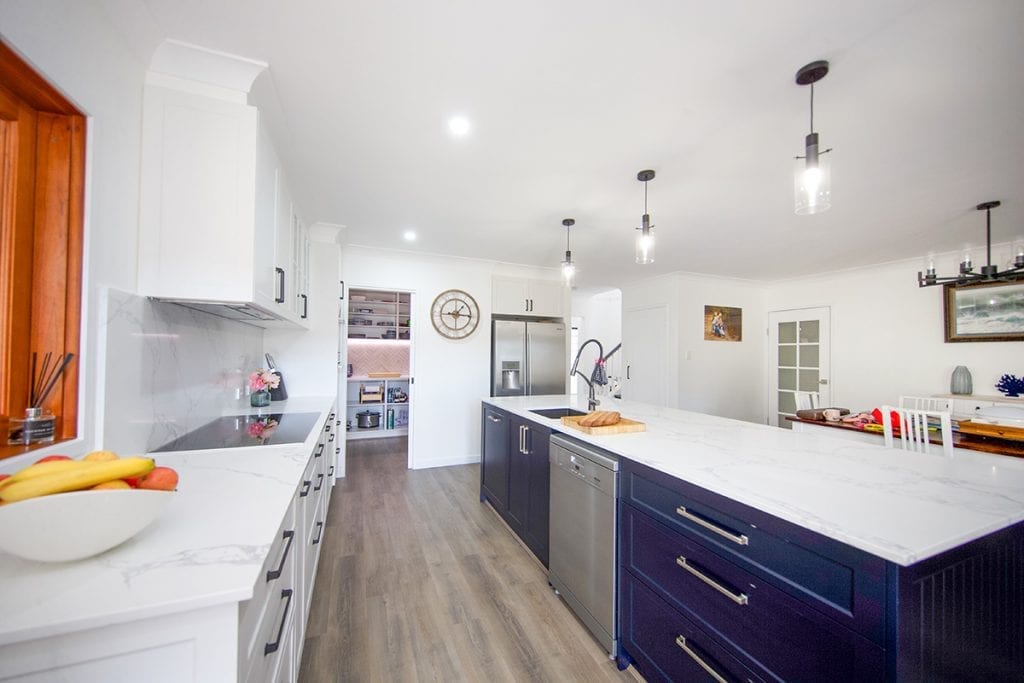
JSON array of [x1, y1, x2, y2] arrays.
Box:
[[238, 503, 297, 670]]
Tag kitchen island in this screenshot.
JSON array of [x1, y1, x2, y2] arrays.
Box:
[[483, 395, 1024, 681], [0, 396, 337, 682]]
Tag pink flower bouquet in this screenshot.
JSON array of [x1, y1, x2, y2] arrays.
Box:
[[248, 369, 281, 392]]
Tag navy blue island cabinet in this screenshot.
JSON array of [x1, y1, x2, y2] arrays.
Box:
[[480, 406, 550, 567], [618, 458, 1024, 682]]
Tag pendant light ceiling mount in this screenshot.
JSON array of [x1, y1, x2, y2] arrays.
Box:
[[794, 60, 833, 215], [918, 200, 1024, 287], [635, 169, 656, 265]]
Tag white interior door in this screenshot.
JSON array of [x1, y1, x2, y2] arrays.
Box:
[[622, 305, 668, 406], [768, 307, 831, 429]]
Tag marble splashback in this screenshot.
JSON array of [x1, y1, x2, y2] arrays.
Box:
[[100, 288, 263, 453]]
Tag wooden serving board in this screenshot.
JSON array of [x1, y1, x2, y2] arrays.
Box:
[[560, 415, 646, 435], [957, 420, 1024, 442], [368, 372, 402, 378]]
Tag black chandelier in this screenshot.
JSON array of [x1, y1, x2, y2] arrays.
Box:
[[918, 201, 1024, 287]]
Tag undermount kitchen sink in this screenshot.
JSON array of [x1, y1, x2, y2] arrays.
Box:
[[529, 408, 587, 419]]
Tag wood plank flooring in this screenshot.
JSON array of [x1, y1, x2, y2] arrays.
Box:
[[298, 437, 637, 682]]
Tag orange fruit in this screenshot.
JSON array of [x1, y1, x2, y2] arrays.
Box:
[[139, 467, 178, 491], [91, 479, 131, 490], [83, 450, 119, 462]]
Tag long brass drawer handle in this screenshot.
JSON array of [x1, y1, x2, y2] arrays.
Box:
[[676, 506, 749, 546], [675, 636, 728, 683], [676, 556, 749, 606]]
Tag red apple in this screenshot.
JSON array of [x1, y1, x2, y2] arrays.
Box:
[[35, 454, 72, 463]]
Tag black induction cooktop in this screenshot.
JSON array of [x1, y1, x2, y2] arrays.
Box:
[[154, 412, 321, 452]]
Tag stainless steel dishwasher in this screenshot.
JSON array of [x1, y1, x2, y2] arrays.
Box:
[[548, 433, 619, 657]]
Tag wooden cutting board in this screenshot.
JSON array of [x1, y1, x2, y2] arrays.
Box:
[[957, 420, 1024, 442], [560, 415, 646, 435]]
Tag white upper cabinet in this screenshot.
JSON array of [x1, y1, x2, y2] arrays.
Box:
[[137, 42, 308, 328], [492, 276, 566, 317]]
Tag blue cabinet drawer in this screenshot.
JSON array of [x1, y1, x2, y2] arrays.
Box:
[[623, 504, 885, 681], [621, 459, 886, 643], [622, 571, 767, 683]]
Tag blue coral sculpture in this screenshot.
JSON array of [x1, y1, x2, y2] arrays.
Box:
[[995, 374, 1024, 397]]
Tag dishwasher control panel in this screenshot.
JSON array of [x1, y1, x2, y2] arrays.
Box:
[[550, 436, 618, 497]]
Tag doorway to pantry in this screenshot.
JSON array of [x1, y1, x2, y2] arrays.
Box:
[[345, 288, 414, 467]]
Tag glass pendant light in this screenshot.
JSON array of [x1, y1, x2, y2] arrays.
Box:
[[793, 61, 833, 215], [561, 218, 576, 284], [635, 169, 656, 264]]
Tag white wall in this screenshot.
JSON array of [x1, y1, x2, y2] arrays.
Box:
[[342, 246, 562, 469], [0, 2, 151, 454], [765, 246, 1024, 413], [621, 272, 767, 422], [674, 274, 767, 423]]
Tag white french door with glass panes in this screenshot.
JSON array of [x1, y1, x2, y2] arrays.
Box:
[[768, 307, 831, 429]]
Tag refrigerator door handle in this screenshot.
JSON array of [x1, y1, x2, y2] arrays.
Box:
[[525, 332, 530, 394]]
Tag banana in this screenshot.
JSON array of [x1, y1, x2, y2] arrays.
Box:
[[0, 459, 95, 490], [0, 457, 155, 503]]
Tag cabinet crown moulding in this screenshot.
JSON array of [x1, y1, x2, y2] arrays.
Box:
[[148, 39, 268, 94]]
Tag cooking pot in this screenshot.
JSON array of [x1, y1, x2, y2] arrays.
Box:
[[356, 410, 380, 428]]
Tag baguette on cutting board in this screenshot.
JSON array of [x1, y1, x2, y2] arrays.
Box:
[[578, 411, 621, 427]]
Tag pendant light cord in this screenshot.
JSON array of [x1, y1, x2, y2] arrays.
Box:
[[644, 180, 649, 213]]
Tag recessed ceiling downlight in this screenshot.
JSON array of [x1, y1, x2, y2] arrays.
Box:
[[403, 230, 417, 242], [448, 115, 471, 137]]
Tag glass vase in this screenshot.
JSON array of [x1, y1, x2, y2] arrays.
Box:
[[250, 389, 271, 407]]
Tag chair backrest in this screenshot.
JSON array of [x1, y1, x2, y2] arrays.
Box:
[[881, 405, 954, 457], [795, 391, 820, 411], [899, 395, 952, 412]]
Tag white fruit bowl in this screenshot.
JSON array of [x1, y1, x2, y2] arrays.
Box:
[[0, 489, 174, 562]]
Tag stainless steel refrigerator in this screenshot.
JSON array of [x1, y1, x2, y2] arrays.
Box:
[[491, 320, 566, 396]]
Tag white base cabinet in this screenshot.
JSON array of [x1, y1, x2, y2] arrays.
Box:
[[0, 405, 336, 683]]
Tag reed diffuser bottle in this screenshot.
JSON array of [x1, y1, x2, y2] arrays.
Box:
[[8, 351, 75, 446]]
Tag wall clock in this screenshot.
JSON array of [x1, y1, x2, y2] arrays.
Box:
[[430, 289, 480, 339]]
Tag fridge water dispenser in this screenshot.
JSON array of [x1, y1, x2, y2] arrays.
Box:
[[501, 361, 521, 391]]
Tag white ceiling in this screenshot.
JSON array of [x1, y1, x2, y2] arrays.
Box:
[[119, 0, 1024, 287]]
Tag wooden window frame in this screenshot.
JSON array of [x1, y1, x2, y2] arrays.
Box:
[[0, 41, 85, 459]]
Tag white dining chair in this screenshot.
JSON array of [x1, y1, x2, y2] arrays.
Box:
[[898, 396, 952, 412], [881, 405, 954, 457], [795, 391, 820, 411]]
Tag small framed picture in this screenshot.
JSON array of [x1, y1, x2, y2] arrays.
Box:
[[944, 281, 1024, 342], [704, 305, 742, 342]]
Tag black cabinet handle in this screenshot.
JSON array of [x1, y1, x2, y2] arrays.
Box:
[[328, 465, 334, 477], [315, 443, 324, 458], [312, 521, 324, 545], [627, 365, 631, 380], [300, 293, 308, 319], [274, 267, 285, 304], [314, 473, 324, 491], [264, 589, 293, 656], [329, 432, 335, 443], [524, 298, 529, 311], [266, 529, 294, 581], [299, 480, 311, 498], [339, 280, 345, 300]]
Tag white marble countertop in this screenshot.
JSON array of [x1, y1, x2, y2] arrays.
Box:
[[484, 395, 1024, 566], [0, 396, 335, 647]]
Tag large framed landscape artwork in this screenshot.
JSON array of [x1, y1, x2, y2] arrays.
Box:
[[944, 281, 1024, 342]]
